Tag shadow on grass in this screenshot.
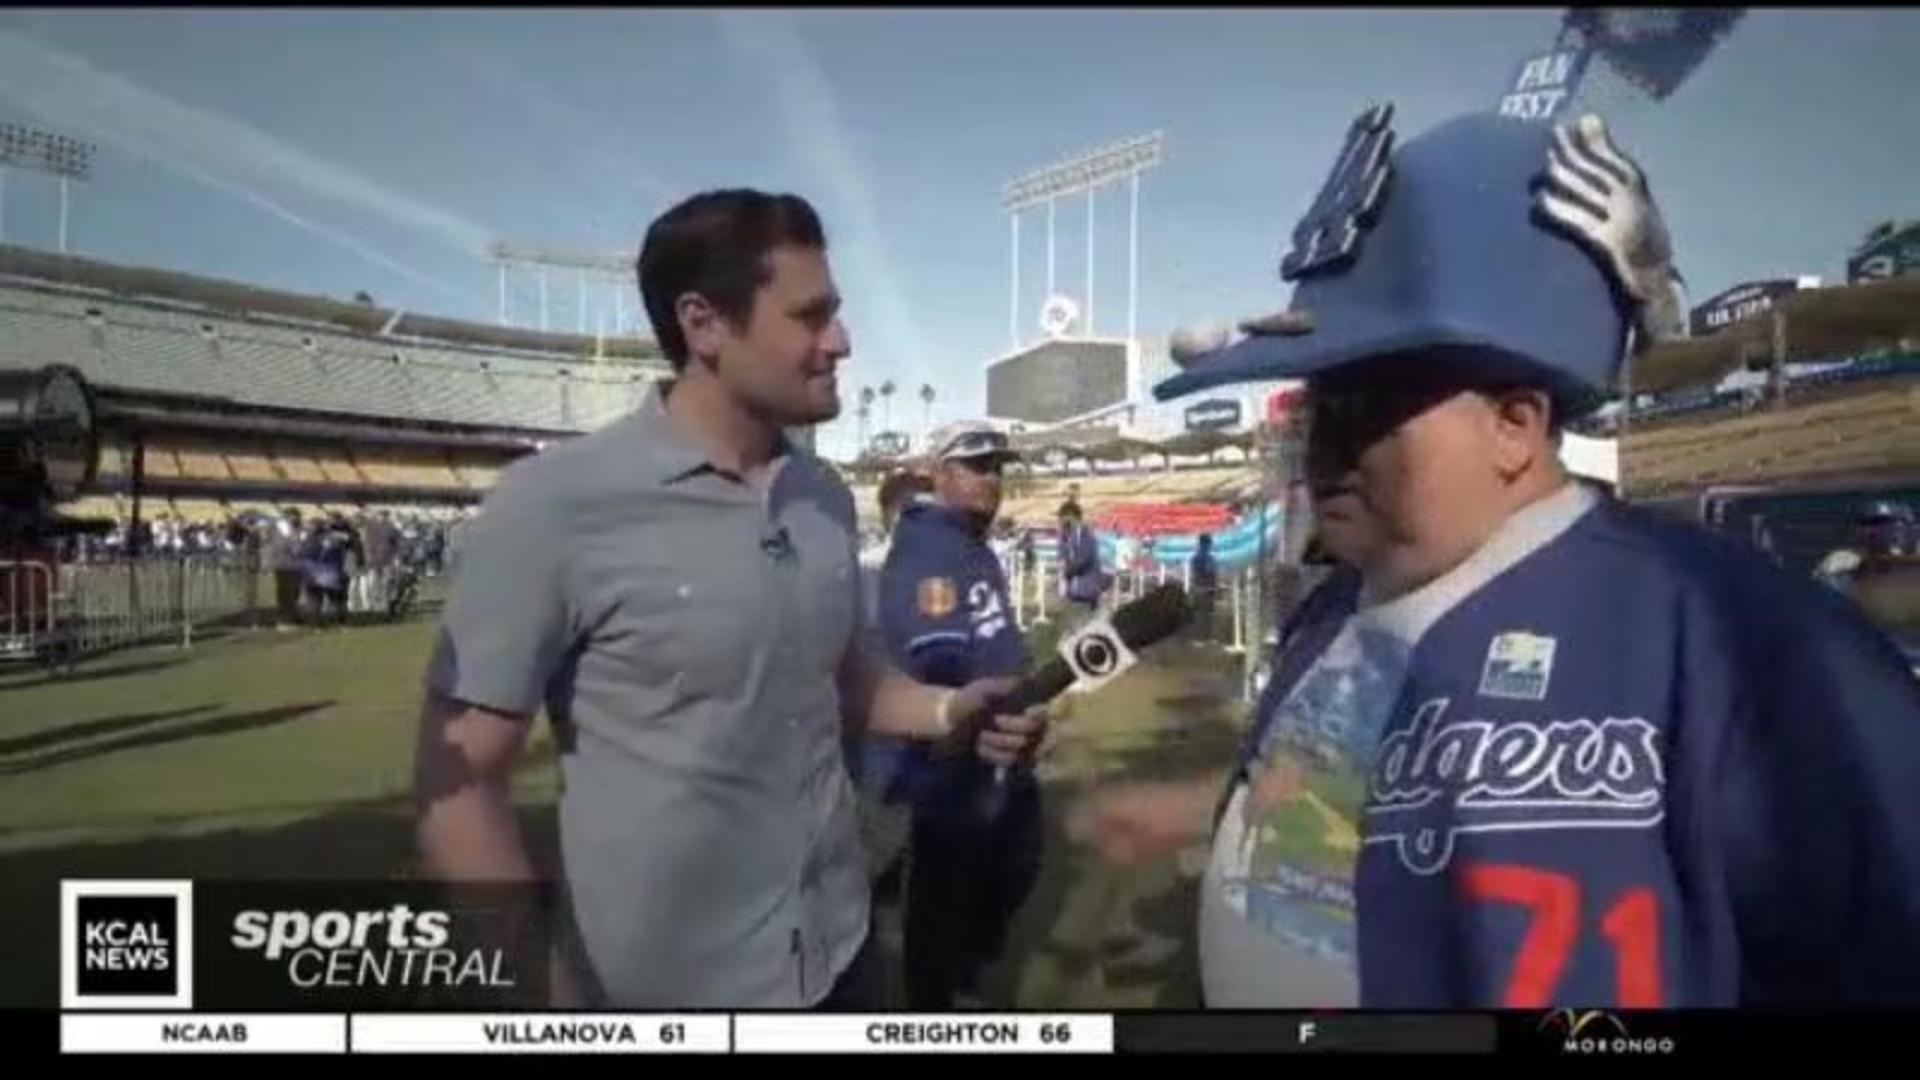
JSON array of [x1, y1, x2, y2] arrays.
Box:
[[981, 668, 1243, 1009], [0, 655, 193, 693], [0, 704, 218, 757], [0, 796, 562, 1008], [0, 701, 335, 776], [1104, 870, 1205, 1003]]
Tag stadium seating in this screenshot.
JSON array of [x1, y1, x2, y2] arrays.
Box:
[[95, 441, 129, 479], [1094, 501, 1236, 537], [449, 459, 503, 491], [164, 498, 235, 523], [987, 464, 1266, 529], [352, 447, 465, 491], [0, 282, 657, 434], [143, 446, 185, 480], [62, 495, 123, 521], [172, 440, 236, 482], [270, 443, 331, 485], [1622, 379, 1919, 494], [80, 428, 507, 500], [222, 446, 283, 483], [311, 447, 364, 487]]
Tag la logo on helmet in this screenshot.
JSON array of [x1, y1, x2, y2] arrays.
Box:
[[1280, 103, 1395, 282]]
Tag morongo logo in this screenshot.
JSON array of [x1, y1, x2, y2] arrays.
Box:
[[1539, 1010, 1674, 1055], [1540, 1010, 1629, 1039]]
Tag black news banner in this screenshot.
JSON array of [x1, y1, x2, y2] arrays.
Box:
[[39, 878, 1900, 1054]]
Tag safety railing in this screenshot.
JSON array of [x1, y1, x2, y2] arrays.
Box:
[[1, 560, 59, 661], [1001, 554, 1271, 702], [1, 554, 451, 666]]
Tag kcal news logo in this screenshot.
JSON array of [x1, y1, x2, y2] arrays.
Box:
[[62, 880, 195, 1010]]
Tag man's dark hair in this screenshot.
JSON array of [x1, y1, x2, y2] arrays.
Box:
[[637, 189, 828, 371]]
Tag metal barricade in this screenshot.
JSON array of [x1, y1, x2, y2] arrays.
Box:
[[5, 555, 271, 665], [1, 560, 59, 662]]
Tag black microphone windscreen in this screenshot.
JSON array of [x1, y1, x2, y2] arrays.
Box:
[[991, 584, 1192, 719], [1109, 584, 1193, 650]]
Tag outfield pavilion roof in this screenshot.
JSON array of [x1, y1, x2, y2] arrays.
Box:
[[0, 261, 668, 437], [0, 243, 666, 365], [1633, 277, 1920, 395]]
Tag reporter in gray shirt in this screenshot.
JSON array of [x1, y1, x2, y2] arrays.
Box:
[[414, 190, 1044, 1009]]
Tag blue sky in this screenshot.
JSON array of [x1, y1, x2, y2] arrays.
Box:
[[0, 9, 1912, 459]]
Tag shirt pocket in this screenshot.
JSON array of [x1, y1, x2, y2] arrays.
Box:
[[600, 572, 762, 700]]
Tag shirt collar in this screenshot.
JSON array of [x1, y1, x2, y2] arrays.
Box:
[[1359, 480, 1599, 642], [634, 380, 798, 486], [906, 498, 986, 540]]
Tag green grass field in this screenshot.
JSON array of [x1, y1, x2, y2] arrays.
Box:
[[0, 606, 1248, 1009]]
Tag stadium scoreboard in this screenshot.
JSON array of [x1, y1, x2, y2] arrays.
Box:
[[986, 339, 1129, 425]]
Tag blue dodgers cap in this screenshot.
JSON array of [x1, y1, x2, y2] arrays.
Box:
[[1155, 106, 1685, 416]]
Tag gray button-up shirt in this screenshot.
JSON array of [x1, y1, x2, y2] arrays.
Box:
[[426, 383, 869, 1008]]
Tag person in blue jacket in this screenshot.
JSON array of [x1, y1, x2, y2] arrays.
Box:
[[880, 420, 1043, 1008], [1057, 502, 1106, 634], [1073, 106, 1920, 1007], [1189, 533, 1220, 641]]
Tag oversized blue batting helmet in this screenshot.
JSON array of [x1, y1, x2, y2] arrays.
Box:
[[1154, 106, 1685, 418]]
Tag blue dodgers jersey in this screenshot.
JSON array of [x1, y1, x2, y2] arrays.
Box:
[[876, 502, 1030, 813], [1227, 488, 1920, 1008]]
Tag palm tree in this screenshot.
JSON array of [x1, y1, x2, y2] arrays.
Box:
[[880, 380, 897, 432], [858, 386, 876, 451], [918, 383, 936, 442]]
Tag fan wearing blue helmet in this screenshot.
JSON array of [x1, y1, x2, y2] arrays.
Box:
[[1072, 106, 1920, 1008]]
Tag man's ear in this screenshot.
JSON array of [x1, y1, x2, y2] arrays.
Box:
[[676, 292, 723, 368], [1488, 388, 1556, 480]]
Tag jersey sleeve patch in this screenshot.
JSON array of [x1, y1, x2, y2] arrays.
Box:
[[917, 576, 958, 618]]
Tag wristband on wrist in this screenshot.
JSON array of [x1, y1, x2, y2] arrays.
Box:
[[933, 688, 958, 738]]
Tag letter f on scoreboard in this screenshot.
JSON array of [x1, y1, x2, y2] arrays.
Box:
[[1299, 1021, 1316, 1045]]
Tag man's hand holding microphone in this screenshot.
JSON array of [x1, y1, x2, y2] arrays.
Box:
[[961, 585, 1195, 816], [931, 675, 1052, 770]]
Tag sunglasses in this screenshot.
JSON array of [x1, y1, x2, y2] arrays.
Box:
[[942, 431, 1013, 458], [950, 455, 1010, 476]]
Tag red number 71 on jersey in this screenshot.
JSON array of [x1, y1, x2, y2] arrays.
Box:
[[1459, 862, 1662, 1007]]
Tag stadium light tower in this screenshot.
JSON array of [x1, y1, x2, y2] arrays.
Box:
[[1002, 131, 1163, 353], [489, 241, 634, 336], [0, 121, 95, 253]]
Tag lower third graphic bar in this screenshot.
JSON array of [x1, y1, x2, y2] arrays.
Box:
[[1117, 1013, 1498, 1054]]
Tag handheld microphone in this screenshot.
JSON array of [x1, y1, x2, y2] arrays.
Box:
[[761, 527, 794, 562], [986, 583, 1192, 791]]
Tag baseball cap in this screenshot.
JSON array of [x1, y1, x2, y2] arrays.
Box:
[[1155, 106, 1686, 418], [1858, 500, 1914, 525], [929, 420, 1020, 464]]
